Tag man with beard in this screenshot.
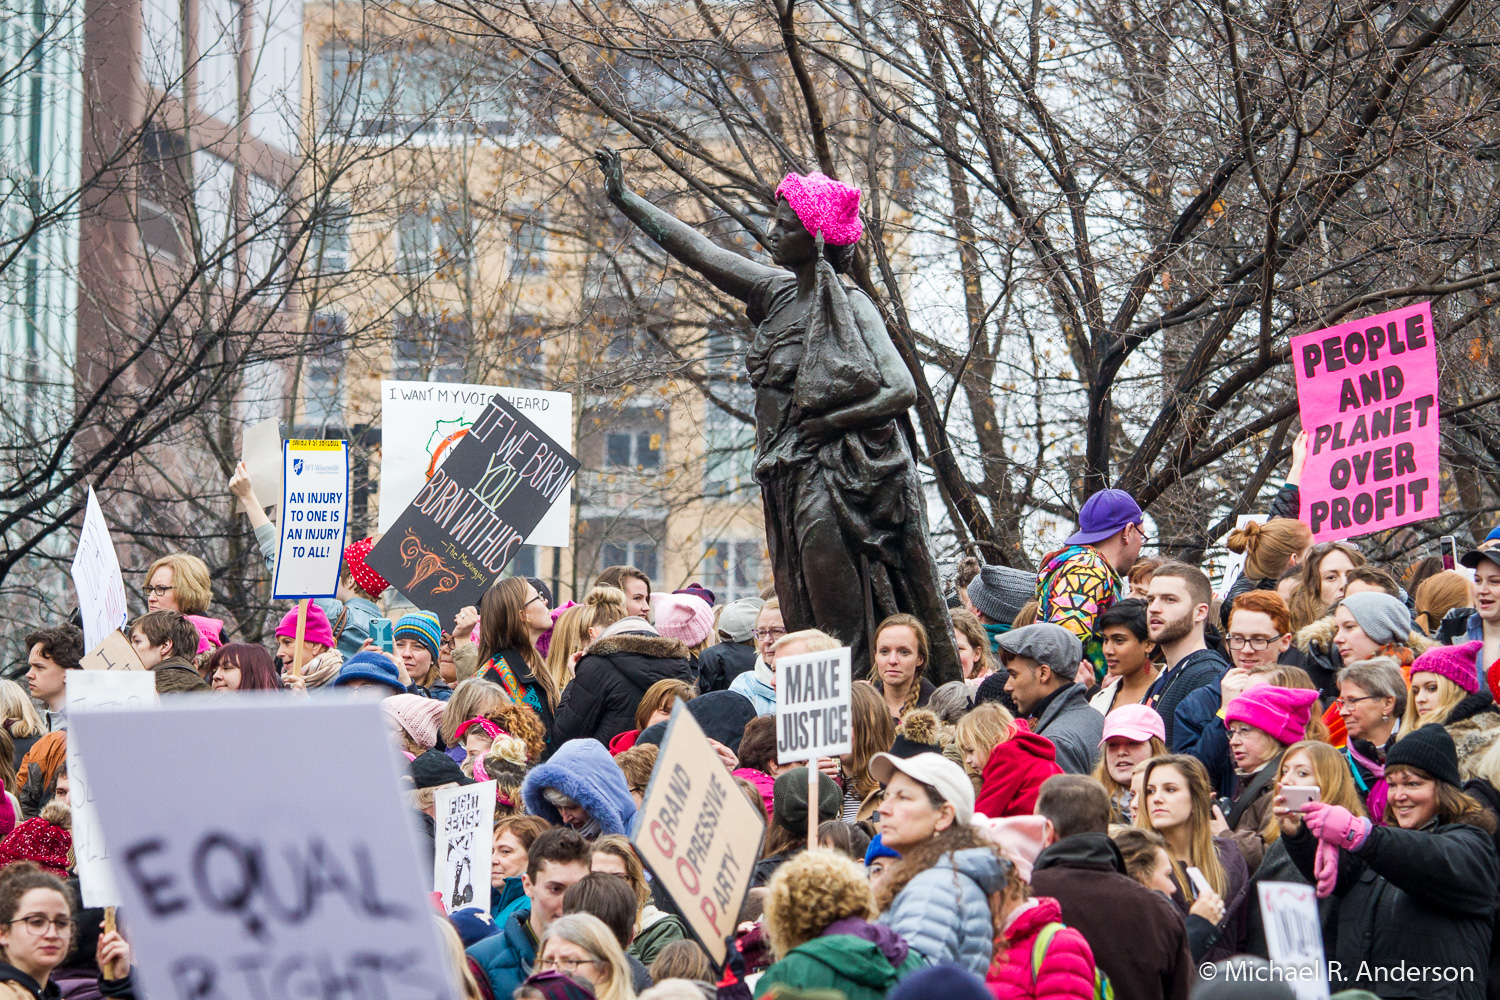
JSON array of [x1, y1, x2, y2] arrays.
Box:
[[1142, 562, 1229, 748]]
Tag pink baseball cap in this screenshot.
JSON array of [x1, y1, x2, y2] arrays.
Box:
[[1099, 703, 1165, 746]]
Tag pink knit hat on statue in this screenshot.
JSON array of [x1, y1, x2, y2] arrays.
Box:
[[1224, 686, 1320, 746], [650, 592, 715, 648], [775, 173, 863, 246], [1412, 641, 1483, 695]]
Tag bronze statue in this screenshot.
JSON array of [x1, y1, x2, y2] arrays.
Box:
[[595, 148, 959, 683]]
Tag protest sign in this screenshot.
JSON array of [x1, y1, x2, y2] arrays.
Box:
[[367, 395, 580, 620], [79, 630, 144, 671], [70, 487, 128, 650], [66, 670, 157, 907], [70, 699, 453, 1000], [1292, 302, 1439, 543], [1258, 881, 1331, 1000], [271, 439, 349, 600], [434, 781, 496, 914], [379, 380, 572, 546], [776, 645, 853, 765], [632, 701, 764, 966], [240, 418, 283, 513]]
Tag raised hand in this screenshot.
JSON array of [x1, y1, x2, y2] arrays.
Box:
[[594, 147, 625, 199]]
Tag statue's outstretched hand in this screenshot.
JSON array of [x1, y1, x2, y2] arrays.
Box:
[[594, 147, 624, 199]]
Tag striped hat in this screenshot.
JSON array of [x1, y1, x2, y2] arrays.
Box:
[[394, 612, 442, 661]]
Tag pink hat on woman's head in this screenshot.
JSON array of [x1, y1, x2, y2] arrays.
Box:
[[185, 615, 224, 656], [650, 592, 714, 648], [1412, 640, 1483, 695], [1224, 686, 1320, 747], [1099, 703, 1165, 746], [276, 603, 335, 649], [775, 173, 863, 246]]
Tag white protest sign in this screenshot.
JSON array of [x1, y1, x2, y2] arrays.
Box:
[[1257, 881, 1331, 1000], [1215, 514, 1266, 599], [70, 698, 453, 1000], [434, 781, 495, 914], [378, 380, 572, 546], [241, 419, 283, 513], [70, 487, 129, 649], [271, 439, 349, 599], [66, 670, 158, 907], [632, 701, 764, 965], [776, 646, 853, 764]]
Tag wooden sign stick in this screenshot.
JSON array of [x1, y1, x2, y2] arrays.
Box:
[[290, 598, 310, 678], [808, 758, 819, 852], [102, 906, 125, 979]]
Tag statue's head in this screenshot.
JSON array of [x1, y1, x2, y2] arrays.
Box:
[[769, 172, 862, 273]]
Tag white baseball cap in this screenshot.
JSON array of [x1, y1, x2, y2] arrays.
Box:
[[869, 751, 975, 825]]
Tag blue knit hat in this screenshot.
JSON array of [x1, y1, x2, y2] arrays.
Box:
[[394, 612, 443, 661], [449, 907, 499, 946], [888, 964, 990, 1000], [332, 651, 406, 694], [863, 832, 900, 866]]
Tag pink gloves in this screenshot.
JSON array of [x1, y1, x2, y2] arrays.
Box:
[[1303, 801, 1371, 851], [1314, 841, 1339, 898]]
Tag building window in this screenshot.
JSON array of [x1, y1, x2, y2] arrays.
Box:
[[508, 545, 538, 579], [392, 315, 468, 381], [605, 431, 660, 470], [510, 208, 547, 274], [704, 323, 755, 496], [305, 313, 346, 425], [601, 541, 657, 581], [312, 199, 350, 274], [397, 206, 436, 274], [701, 540, 763, 603]]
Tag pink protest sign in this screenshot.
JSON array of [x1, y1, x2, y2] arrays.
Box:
[[1292, 301, 1439, 543]]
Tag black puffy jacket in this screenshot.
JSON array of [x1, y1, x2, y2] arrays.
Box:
[[1285, 817, 1500, 999], [697, 640, 756, 693], [551, 632, 693, 745]]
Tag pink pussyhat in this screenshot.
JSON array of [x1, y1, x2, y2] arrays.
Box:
[[775, 173, 863, 246], [1224, 686, 1320, 746]]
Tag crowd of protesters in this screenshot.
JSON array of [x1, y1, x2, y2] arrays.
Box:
[[11, 435, 1500, 1000]]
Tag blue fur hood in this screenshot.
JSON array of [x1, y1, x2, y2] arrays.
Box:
[[521, 738, 638, 835]]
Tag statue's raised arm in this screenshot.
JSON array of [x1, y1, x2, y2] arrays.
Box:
[[593, 148, 779, 304]]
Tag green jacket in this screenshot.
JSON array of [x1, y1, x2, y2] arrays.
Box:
[[753, 933, 924, 1000], [629, 908, 687, 967]]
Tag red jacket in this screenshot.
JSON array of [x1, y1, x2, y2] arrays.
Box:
[[975, 723, 1064, 818], [987, 897, 1098, 1000]]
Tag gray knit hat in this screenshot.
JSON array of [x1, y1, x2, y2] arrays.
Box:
[[1341, 592, 1411, 646], [716, 597, 765, 643], [967, 563, 1036, 625]]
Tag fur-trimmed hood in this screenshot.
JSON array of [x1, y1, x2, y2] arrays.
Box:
[[1296, 614, 1435, 658], [522, 738, 638, 836], [584, 632, 690, 661], [577, 632, 692, 691]]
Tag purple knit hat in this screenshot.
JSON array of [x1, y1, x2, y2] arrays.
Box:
[[1224, 686, 1320, 746], [276, 603, 335, 649], [1411, 641, 1483, 695], [775, 172, 863, 245]]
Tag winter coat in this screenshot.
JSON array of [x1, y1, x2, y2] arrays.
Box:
[[0, 961, 133, 1000], [521, 738, 638, 836], [1155, 649, 1230, 750], [985, 897, 1098, 1000], [1171, 683, 1235, 798], [1244, 836, 1341, 960], [753, 921, 924, 1000], [1442, 692, 1500, 780], [881, 846, 1008, 977], [698, 640, 757, 693], [1030, 833, 1192, 1000], [490, 875, 528, 924], [733, 768, 775, 819], [729, 668, 776, 716], [1460, 778, 1500, 1000], [975, 724, 1064, 818], [466, 906, 536, 1000], [551, 632, 693, 746], [477, 650, 556, 739], [1174, 838, 1249, 965], [1223, 755, 1281, 874], [1028, 684, 1104, 774], [629, 905, 688, 967], [1285, 818, 1500, 1000]]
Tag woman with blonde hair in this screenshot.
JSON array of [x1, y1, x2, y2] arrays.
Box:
[[957, 702, 1061, 818], [870, 614, 934, 722], [608, 679, 694, 754], [756, 849, 923, 999], [546, 587, 630, 697], [1221, 519, 1313, 628], [1136, 754, 1248, 960], [143, 551, 213, 615], [1287, 541, 1366, 632], [433, 913, 485, 1000], [439, 679, 509, 756], [949, 608, 995, 686], [1401, 641, 1500, 778], [1091, 704, 1168, 823], [837, 681, 895, 821], [591, 834, 686, 966], [0, 682, 45, 768], [533, 912, 636, 1000], [1414, 570, 1473, 637]]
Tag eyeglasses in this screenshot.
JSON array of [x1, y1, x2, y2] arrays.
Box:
[[1334, 694, 1379, 710], [143, 585, 174, 597], [537, 957, 597, 973], [1131, 523, 1152, 545], [524, 593, 547, 608], [752, 627, 787, 640], [1225, 635, 1286, 651], [9, 914, 72, 935], [1226, 725, 1258, 740]]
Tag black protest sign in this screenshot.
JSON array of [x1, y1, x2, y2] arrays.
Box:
[[367, 395, 579, 620]]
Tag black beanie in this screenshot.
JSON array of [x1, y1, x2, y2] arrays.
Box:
[[1386, 723, 1463, 788], [772, 767, 841, 834]]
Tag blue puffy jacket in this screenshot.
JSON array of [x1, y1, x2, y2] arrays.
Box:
[[879, 847, 1007, 977], [466, 907, 535, 999]]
